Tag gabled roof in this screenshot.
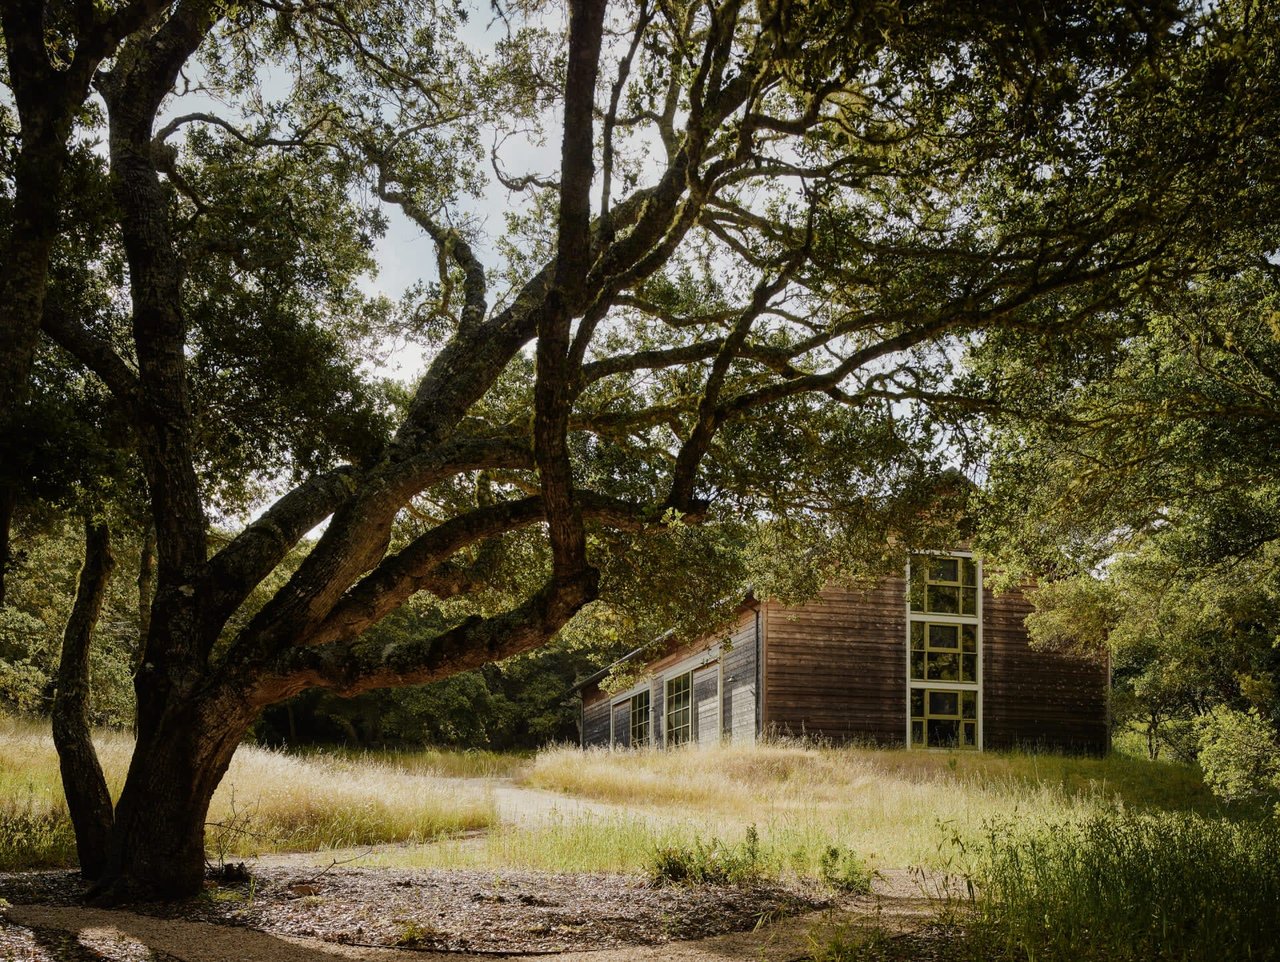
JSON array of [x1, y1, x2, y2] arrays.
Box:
[[564, 592, 758, 698]]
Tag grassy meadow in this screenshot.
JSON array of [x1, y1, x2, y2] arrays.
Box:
[[3, 716, 1275, 960], [0, 716, 495, 870]]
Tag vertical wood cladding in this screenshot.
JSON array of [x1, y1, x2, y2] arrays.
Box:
[[582, 697, 611, 748], [694, 665, 719, 747], [721, 611, 758, 741], [611, 700, 631, 748], [582, 576, 1107, 754], [650, 675, 664, 745], [762, 581, 908, 744], [982, 586, 1109, 753]]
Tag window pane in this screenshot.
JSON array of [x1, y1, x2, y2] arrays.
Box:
[[963, 722, 977, 746], [927, 584, 960, 613], [929, 690, 959, 716], [962, 691, 977, 718], [963, 559, 978, 586], [911, 623, 925, 650], [928, 652, 959, 681], [929, 558, 959, 583], [631, 692, 650, 746], [911, 651, 926, 680], [927, 719, 961, 748], [962, 587, 978, 615], [962, 626, 977, 652], [665, 674, 692, 745], [929, 624, 959, 649], [911, 721, 925, 746], [911, 689, 924, 716], [961, 654, 977, 682]]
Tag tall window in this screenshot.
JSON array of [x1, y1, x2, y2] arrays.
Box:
[[910, 555, 978, 615], [630, 690, 651, 747], [665, 673, 692, 746], [908, 554, 980, 750]]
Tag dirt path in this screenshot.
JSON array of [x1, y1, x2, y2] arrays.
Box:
[[0, 778, 947, 961], [3, 877, 937, 962]]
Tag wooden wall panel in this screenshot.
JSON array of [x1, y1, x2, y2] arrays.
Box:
[[650, 675, 664, 746], [694, 666, 719, 747], [721, 610, 758, 741], [611, 701, 631, 748], [582, 697, 611, 749], [762, 581, 907, 745], [982, 587, 1109, 754]]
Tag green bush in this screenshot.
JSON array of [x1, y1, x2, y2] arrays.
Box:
[[818, 845, 873, 894], [959, 810, 1280, 962], [1196, 706, 1280, 806], [648, 825, 771, 887]]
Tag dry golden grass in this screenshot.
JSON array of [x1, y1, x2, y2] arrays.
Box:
[[516, 739, 1225, 871], [0, 716, 495, 869]]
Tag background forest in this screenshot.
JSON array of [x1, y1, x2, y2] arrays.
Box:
[[3, 0, 1280, 898]]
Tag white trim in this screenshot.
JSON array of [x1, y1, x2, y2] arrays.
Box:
[[906, 552, 983, 751], [664, 670, 694, 747], [608, 643, 722, 752]]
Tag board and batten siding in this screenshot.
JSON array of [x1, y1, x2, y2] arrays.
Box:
[[761, 581, 907, 744], [981, 586, 1109, 753], [693, 665, 720, 747], [650, 674, 664, 745], [582, 696, 611, 748], [721, 610, 759, 741], [611, 700, 631, 748]]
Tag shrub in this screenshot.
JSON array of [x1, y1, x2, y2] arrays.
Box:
[[958, 810, 1280, 962], [818, 845, 873, 895], [1196, 706, 1280, 805], [648, 825, 770, 887]]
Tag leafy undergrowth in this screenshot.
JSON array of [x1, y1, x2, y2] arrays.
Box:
[[648, 825, 770, 887], [952, 810, 1280, 962]]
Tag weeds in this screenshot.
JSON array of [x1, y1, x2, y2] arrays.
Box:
[[648, 825, 771, 887], [818, 845, 873, 895], [955, 810, 1280, 962]]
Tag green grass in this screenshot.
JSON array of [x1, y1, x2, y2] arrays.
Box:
[[514, 740, 1229, 872], [0, 716, 496, 869], [953, 810, 1280, 962]]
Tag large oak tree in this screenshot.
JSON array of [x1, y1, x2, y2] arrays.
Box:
[[2, 0, 1261, 897]]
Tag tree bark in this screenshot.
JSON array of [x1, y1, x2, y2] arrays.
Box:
[[51, 520, 117, 880], [95, 696, 253, 901], [135, 525, 156, 662]]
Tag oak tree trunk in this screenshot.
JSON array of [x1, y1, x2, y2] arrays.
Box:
[[95, 697, 253, 901], [51, 519, 117, 879]]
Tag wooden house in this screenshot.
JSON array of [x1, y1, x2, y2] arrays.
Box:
[[576, 552, 1109, 753]]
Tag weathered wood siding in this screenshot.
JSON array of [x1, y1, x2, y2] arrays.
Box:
[[582, 696, 611, 749], [611, 700, 631, 748], [721, 611, 758, 741], [982, 587, 1109, 753], [650, 675, 664, 746], [694, 665, 720, 748], [762, 581, 907, 744]]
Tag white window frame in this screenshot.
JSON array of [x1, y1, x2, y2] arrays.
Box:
[[629, 689, 651, 747], [607, 643, 721, 751], [665, 671, 693, 746], [906, 551, 983, 750]]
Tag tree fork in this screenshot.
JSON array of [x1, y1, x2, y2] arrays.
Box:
[[51, 519, 117, 880], [93, 697, 254, 902]]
